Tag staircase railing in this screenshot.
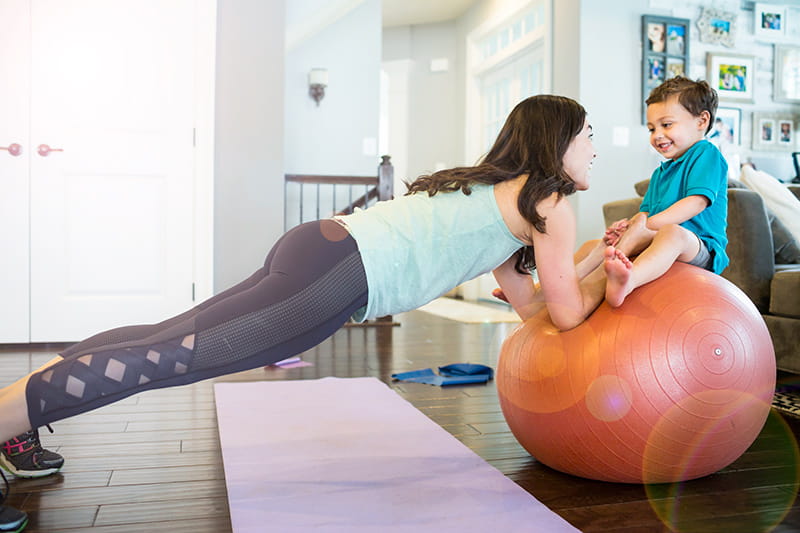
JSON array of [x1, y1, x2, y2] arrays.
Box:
[[284, 155, 394, 231]]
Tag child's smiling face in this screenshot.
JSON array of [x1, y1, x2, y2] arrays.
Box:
[[646, 95, 710, 160]]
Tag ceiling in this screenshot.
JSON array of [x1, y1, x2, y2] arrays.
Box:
[[382, 0, 481, 27]]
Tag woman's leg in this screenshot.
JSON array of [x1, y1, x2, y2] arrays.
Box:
[[0, 220, 368, 442]]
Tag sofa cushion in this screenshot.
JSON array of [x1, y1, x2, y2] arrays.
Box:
[[740, 165, 800, 245], [602, 198, 642, 227], [772, 213, 800, 264], [770, 268, 800, 317]]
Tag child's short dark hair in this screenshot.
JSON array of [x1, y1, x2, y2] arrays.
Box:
[[646, 77, 718, 133]]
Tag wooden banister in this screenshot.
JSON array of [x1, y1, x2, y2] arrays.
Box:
[[284, 155, 394, 228]]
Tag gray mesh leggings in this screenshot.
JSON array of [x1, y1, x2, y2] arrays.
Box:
[[25, 220, 369, 428]]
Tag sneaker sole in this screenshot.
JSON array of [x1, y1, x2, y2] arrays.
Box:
[[0, 517, 27, 533], [0, 455, 62, 479]]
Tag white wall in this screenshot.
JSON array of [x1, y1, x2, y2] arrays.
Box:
[[214, 0, 285, 292], [383, 22, 461, 184], [572, 0, 660, 245], [284, 0, 382, 176]]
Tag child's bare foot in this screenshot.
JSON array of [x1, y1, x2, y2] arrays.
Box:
[[604, 246, 634, 308], [615, 212, 655, 257]]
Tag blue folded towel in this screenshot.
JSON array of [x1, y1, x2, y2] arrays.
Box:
[[391, 364, 494, 386]]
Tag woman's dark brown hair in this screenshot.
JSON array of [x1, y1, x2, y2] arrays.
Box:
[[406, 94, 587, 273]]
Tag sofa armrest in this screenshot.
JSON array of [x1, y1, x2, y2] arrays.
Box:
[[770, 268, 800, 317], [602, 198, 642, 228]]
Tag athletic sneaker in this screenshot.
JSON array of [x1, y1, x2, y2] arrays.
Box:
[[0, 427, 64, 478], [0, 472, 27, 532]]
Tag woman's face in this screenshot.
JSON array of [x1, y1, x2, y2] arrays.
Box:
[[562, 119, 595, 190]]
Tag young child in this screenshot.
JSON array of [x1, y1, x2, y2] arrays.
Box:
[[0, 94, 609, 444], [604, 77, 729, 307]]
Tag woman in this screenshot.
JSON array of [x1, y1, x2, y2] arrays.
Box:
[[0, 94, 606, 444]]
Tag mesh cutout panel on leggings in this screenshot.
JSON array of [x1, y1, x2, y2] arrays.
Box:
[[30, 335, 195, 423], [192, 251, 366, 370]]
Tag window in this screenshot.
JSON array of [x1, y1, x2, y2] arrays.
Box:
[[466, 0, 551, 160]]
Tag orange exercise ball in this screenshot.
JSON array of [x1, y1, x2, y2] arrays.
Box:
[[497, 262, 776, 483]]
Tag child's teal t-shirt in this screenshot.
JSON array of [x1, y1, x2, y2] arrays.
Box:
[[640, 139, 729, 273], [337, 184, 525, 321]]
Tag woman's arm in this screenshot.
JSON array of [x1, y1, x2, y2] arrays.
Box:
[[492, 256, 545, 320], [493, 194, 606, 330]]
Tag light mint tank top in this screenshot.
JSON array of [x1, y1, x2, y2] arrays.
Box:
[[337, 184, 525, 321]]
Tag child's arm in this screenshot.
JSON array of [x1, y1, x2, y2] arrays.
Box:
[[643, 194, 708, 229], [614, 195, 708, 257]]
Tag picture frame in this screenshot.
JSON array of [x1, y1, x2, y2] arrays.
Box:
[[754, 3, 786, 41], [752, 112, 796, 151], [641, 15, 690, 123], [706, 52, 755, 103], [708, 107, 741, 146], [774, 45, 800, 103], [697, 7, 737, 47]]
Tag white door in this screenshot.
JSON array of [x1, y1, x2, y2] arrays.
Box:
[[0, 0, 31, 342], [11, 0, 198, 342]]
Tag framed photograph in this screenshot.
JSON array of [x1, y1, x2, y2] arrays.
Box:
[[708, 107, 741, 146], [774, 45, 800, 103], [666, 58, 685, 79], [697, 8, 737, 47], [778, 120, 794, 145], [754, 3, 786, 41], [752, 112, 796, 151], [642, 15, 690, 123], [707, 53, 755, 103]]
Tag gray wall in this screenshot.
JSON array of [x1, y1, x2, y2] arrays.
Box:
[[284, 0, 382, 176], [214, 0, 285, 291], [383, 22, 461, 183]]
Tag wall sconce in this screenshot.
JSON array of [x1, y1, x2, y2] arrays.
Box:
[[308, 68, 328, 106]]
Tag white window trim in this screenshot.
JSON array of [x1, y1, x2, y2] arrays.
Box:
[[464, 0, 552, 165]]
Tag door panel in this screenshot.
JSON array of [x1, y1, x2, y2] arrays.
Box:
[[0, 0, 31, 342], [29, 0, 196, 341]]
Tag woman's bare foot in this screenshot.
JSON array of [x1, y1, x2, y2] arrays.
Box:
[[604, 246, 634, 308]]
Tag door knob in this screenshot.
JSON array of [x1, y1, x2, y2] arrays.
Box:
[[0, 143, 22, 157], [37, 144, 64, 157]]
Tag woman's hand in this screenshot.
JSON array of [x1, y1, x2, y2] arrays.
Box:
[[603, 219, 630, 246], [492, 287, 509, 303]]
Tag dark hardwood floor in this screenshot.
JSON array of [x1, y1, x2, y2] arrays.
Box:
[[1, 310, 799, 532]]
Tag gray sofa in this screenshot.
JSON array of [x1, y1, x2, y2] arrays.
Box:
[[603, 180, 800, 374]]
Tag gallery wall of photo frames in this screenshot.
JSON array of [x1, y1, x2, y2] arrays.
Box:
[[641, 3, 799, 154]]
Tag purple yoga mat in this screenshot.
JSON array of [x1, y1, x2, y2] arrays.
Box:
[[214, 377, 579, 532]]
